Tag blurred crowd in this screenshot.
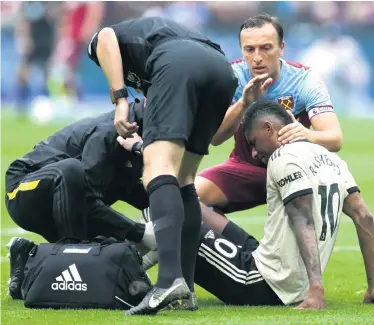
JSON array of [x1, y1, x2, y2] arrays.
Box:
[[1, 1, 374, 118], [3, 1, 374, 29]]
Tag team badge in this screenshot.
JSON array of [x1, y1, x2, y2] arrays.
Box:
[[277, 95, 294, 111], [127, 71, 142, 88]]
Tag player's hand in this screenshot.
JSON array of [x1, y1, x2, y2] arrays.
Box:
[[363, 288, 374, 304], [296, 285, 326, 310], [114, 100, 138, 138], [278, 110, 311, 144], [117, 133, 142, 152], [242, 74, 273, 108]]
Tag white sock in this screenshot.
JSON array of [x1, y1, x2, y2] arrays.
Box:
[[140, 221, 157, 251], [142, 250, 158, 270]]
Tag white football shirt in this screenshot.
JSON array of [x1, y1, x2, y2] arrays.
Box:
[[252, 141, 358, 305]]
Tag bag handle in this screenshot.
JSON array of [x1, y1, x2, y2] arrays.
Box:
[[50, 237, 119, 255], [92, 237, 120, 256], [50, 237, 84, 255]]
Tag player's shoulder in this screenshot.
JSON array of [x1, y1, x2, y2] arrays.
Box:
[[269, 141, 314, 165], [282, 59, 323, 85], [283, 59, 311, 75], [269, 144, 295, 163]]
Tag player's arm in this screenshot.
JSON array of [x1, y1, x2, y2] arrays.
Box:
[[285, 195, 326, 309], [211, 74, 273, 146], [211, 99, 245, 146], [278, 71, 343, 152], [270, 154, 326, 309], [308, 112, 342, 152], [343, 191, 374, 303]]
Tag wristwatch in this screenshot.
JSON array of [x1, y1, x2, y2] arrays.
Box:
[[109, 87, 129, 104], [131, 141, 143, 155]]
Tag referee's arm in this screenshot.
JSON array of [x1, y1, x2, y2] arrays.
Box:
[[96, 28, 125, 92]]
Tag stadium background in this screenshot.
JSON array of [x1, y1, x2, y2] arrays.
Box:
[[1, 2, 374, 325], [1, 1, 374, 118]]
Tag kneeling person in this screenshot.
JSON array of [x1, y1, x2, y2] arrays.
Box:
[[5, 100, 155, 299]]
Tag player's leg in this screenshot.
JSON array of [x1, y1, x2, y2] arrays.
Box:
[[198, 159, 267, 232], [195, 224, 283, 306], [195, 175, 228, 210], [201, 203, 259, 249]]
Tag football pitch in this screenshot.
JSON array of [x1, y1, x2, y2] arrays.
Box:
[[1, 114, 374, 325]]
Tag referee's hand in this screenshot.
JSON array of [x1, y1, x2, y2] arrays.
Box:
[[117, 133, 142, 152], [115, 101, 139, 138]]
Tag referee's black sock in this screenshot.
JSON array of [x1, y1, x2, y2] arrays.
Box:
[[147, 175, 184, 288], [180, 184, 201, 292]]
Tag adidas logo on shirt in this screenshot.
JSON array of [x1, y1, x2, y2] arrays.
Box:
[[51, 264, 87, 291], [204, 230, 215, 240]]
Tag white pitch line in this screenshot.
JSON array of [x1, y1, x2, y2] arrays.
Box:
[[229, 215, 353, 226], [0, 246, 360, 264], [1, 228, 30, 236], [0, 215, 354, 236]]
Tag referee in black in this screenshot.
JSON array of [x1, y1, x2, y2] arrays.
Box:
[[5, 99, 152, 269], [88, 16, 238, 315]]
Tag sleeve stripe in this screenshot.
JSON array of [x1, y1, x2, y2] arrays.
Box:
[[308, 106, 335, 119], [283, 188, 313, 205], [347, 186, 360, 194], [309, 111, 336, 120]]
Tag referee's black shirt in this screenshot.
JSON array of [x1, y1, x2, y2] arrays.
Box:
[[88, 16, 224, 93]]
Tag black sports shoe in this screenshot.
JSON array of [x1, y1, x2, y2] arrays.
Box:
[[6, 237, 35, 300], [167, 291, 199, 311], [125, 277, 189, 316]]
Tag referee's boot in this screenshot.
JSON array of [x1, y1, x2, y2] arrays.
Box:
[[125, 277, 190, 316], [167, 291, 199, 311], [6, 237, 35, 300]]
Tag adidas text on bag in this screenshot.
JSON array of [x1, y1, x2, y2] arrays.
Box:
[[51, 264, 87, 291]]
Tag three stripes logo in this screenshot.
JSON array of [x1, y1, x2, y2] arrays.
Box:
[[198, 242, 264, 286], [51, 264, 87, 291]]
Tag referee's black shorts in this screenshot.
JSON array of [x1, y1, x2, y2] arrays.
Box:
[[143, 39, 238, 155], [195, 223, 283, 306]]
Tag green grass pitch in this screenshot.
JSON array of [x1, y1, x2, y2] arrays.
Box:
[[1, 114, 374, 325]]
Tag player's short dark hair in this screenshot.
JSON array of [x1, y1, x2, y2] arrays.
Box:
[[239, 14, 284, 45], [243, 100, 293, 136]]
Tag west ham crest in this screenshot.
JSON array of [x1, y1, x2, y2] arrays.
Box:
[[277, 95, 294, 111]]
